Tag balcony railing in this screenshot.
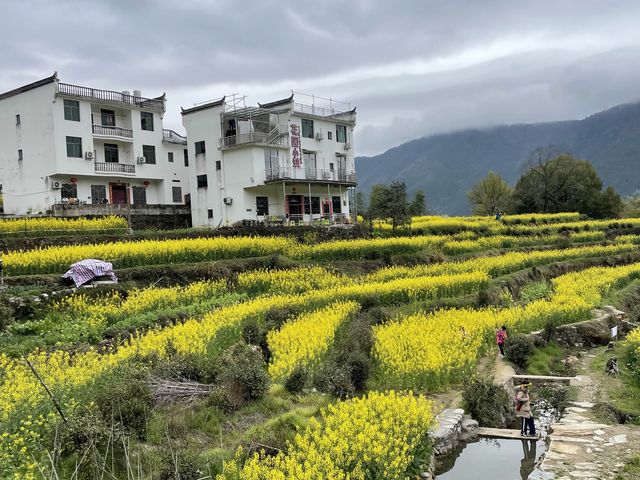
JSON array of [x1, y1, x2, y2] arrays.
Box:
[[221, 125, 289, 148], [162, 129, 187, 145], [265, 167, 356, 184], [92, 124, 133, 138], [57, 83, 165, 112], [94, 162, 136, 174]]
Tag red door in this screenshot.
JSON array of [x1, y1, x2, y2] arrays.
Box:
[[110, 184, 128, 204]]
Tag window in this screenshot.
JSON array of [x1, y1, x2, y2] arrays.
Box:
[[215, 160, 221, 171], [207, 209, 213, 219], [256, 196, 269, 215], [301, 118, 314, 138], [336, 124, 347, 143], [197, 174, 208, 188], [66, 136, 82, 158], [101, 109, 115, 127], [132, 186, 147, 205], [64, 100, 80, 121], [195, 141, 206, 155], [332, 196, 342, 214], [91, 185, 107, 204], [303, 151, 317, 178], [183, 149, 189, 167], [16, 114, 21, 125], [168, 152, 174, 163], [304, 196, 321, 215], [140, 112, 154, 131], [18, 149, 23, 161], [327, 131, 332, 140], [264, 149, 279, 171], [329, 162, 334, 171], [142, 145, 156, 164], [61, 183, 77, 200], [104, 143, 119, 163], [172, 186, 182, 203]]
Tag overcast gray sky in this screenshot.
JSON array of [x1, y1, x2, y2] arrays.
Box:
[[2, 0, 640, 155]]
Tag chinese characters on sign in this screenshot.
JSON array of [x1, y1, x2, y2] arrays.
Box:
[[290, 123, 302, 167]]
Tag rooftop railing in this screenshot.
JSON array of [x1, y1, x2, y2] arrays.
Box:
[[58, 83, 165, 112], [162, 129, 187, 145]]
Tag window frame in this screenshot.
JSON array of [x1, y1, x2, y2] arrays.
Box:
[[132, 186, 147, 205], [168, 152, 174, 163], [140, 111, 154, 131], [256, 196, 269, 216], [104, 143, 119, 163], [336, 124, 347, 143], [101, 109, 116, 127], [327, 131, 333, 140], [195, 141, 206, 155], [301, 118, 314, 138], [66, 136, 83, 158], [215, 160, 221, 171], [63, 99, 80, 122], [197, 174, 208, 188], [18, 149, 23, 161], [172, 186, 183, 203], [183, 149, 189, 167], [90, 184, 107, 204], [142, 145, 156, 164], [332, 196, 342, 214], [207, 209, 214, 219], [16, 114, 21, 125], [61, 183, 77, 200]]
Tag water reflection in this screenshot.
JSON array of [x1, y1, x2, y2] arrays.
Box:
[[435, 437, 543, 479]]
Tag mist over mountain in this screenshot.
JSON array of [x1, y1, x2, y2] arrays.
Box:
[[355, 101, 640, 215]]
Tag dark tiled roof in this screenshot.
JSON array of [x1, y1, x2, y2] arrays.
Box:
[[258, 94, 294, 109], [181, 97, 226, 115], [0, 72, 58, 101]]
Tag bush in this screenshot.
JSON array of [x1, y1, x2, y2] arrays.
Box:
[[158, 448, 202, 480], [152, 351, 219, 384], [284, 366, 307, 394], [504, 334, 535, 371], [92, 363, 154, 440], [462, 378, 513, 428], [0, 303, 15, 330], [209, 343, 269, 411]]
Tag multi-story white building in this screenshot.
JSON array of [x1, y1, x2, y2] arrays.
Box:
[[181, 93, 357, 227], [0, 73, 191, 215]]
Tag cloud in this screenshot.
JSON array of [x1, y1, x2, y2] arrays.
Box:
[[2, 0, 640, 155]]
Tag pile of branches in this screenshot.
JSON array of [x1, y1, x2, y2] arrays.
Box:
[[148, 375, 213, 404]]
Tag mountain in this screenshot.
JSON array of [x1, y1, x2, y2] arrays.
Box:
[[355, 101, 640, 215]]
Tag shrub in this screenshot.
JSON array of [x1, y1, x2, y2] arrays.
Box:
[[210, 343, 270, 411], [158, 448, 202, 480], [153, 352, 219, 384], [284, 366, 307, 394], [0, 303, 14, 330], [462, 378, 513, 428], [92, 363, 154, 440], [504, 334, 535, 370]]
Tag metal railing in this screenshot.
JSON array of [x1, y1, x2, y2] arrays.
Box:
[[220, 125, 289, 148], [293, 102, 352, 118], [162, 128, 187, 144], [92, 124, 133, 138], [265, 168, 356, 184], [94, 162, 136, 174], [58, 83, 165, 112]]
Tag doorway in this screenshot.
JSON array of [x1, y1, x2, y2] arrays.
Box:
[[110, 183, 128, 204], [286, 195, 303, 219]]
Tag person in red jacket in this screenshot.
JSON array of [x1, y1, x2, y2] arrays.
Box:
[[496, 325, 508, 358]]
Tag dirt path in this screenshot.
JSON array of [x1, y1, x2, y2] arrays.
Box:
[[535, 351, 640, 480]]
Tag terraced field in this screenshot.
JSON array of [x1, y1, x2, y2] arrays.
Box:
[[1, 213, 640, 479]]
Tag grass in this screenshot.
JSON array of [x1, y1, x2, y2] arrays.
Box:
[[615, 455, 640, 480], [527, 343, 576, 376], [591, 345, 640, 424]]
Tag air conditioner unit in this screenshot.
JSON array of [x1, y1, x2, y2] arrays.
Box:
[[84, 151, 94, 160], [344, 142, 352, 151], [315, 132, 324, 141], [136, 156, 146, 164], [223, 197, 233, 205], [50, 181, 61, 190]]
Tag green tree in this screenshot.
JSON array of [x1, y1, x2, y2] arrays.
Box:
[[622, 195, 640, 218], [355, 191, 367, 218], [366, 182, 411, 229], [512, 151, 622, 218], [408, 190, 427, 216], [467, 171, 513, 216]]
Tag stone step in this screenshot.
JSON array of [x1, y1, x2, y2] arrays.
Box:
[[476, 427, 540, 440]]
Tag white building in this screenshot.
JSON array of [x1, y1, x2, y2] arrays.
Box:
[[181, 94, 357, 227], [0, 73, 191, 215]]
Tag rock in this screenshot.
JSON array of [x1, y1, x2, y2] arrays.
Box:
[[420, 472, 432, 479], [552, 442, 583, 455], [608, 434, 627, 444], [461, 417, 479, 432], [570, 401, 595, 408]]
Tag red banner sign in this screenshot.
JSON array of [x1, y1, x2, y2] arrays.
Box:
[[290, 123, 302, 167]]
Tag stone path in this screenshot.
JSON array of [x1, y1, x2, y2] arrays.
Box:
[[533, 356, 640, 480]]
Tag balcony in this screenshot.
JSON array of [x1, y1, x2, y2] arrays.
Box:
[[92, 124, 133, 140], [94, 162, 136, 174], [265, 167, 356, 185], [57, 82, 165, 112], [162, 129, 187, 145], [221, 125, 289, 149]]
